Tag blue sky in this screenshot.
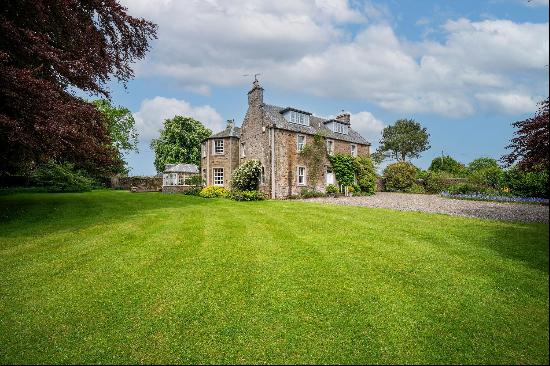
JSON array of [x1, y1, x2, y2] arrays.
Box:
[[106, 0, 549, 175]]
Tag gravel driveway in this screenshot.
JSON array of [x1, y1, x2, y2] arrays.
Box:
[[302, 192, 549, 223]]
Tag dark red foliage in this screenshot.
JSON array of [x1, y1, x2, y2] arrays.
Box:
[[503, 98, 549, 172], [0, 0, 157, 175]]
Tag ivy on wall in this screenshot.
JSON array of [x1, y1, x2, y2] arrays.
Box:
[[299, 132, 327, 189], [328, 154, 356, 187]]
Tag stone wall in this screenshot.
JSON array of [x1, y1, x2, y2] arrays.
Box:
[[162, 185, 197, 194], [112, 176, 162, 192]]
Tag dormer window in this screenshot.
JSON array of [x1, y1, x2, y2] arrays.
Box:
[[289, 111, 309, 126], [333, 122, 348, 135], [281, 107, 311, 126]]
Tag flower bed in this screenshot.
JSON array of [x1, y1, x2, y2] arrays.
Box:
[[441, 192, 549, 205]]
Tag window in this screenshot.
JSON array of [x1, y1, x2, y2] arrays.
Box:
[[288, 111, 309, 126], [333, 122, 348, 135], [326, 139, 334, 155], [202, 169, 207, 181], [261, 166, 266, 184], [201, 142, 206, 158], [351, 144, 357, 157], [163, 173, 177, 186], [297, 166, 306, 186], [213, 168, 224, 186], [297, 135, 305, 152], [241, 142, 245, 158], [214, 139, 224, 154], [178, 174, 187, 186]]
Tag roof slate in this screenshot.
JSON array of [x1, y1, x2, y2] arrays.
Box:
[[164, 163, 199, 173], [208, 125, 241, 139], [264, 104, 370, 145]]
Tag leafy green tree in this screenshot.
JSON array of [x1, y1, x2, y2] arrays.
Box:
[[231, 160, 262, 191], [93, 100, 138, 153], [383, 161, 420, 192], [374, 119, 430, 163], [151, 116, 211, 173], [93, 99, 138, 174], [429, 155, 467, 177], [468, 157, 500, 174]]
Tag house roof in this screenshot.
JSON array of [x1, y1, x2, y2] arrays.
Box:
[[164, 163, 199, 173], [264, 104, 371, 145], [207, 125, 241, 139]]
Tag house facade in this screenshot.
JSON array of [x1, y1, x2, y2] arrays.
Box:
[[201, 80, 371, 198]]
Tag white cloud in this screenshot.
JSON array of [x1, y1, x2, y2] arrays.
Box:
[[475, 92, 538, 114], [122, 0, 549, 117], [350, 111, 385, 146], [133, 97, 224, 141]]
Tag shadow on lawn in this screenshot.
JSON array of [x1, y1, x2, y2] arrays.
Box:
[[0, 190, 212, 239], [483, 222, 549, 274]]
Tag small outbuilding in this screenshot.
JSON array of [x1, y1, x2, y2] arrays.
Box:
[[162, 163, 200, 193]]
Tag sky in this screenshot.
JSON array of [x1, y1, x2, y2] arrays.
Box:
[[103, 0, 549, 175]]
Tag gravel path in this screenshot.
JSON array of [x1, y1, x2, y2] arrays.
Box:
[[302, 192, 549, 223]]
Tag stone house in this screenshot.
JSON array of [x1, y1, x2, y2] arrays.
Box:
[[162, 163, 199, 193], [201, 80, 371, 198]]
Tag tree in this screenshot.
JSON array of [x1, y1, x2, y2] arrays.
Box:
[[502, 97, 549, 172], [93, 99, 138, 174], [374, 119, 430, 163], [0, 1, 157, 176], [151, 116, 212, 173], [468, 157, 500, 173], [428, 155, 467, 177]]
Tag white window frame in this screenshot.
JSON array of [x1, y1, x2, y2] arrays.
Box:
[[297, 166, 306, 186], [351, 144, 357, 157], [214, 139, 224, 155], [326, 139, 334, 155], [201, 142, 207, 158], [326, 168, 334, 185], [241, 142, 245, 158], [288, 111, 310, 126], [213, 168, 224, 186], [163, 173, 177, 186], [297, 135, 306, 152]]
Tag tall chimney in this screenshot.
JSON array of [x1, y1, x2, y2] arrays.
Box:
[[247, 79, 263, 107], [336, 111, 351, 124], [227, 119, 235, 128]]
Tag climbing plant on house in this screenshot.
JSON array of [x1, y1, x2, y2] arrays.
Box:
[[299, 132, 326, 190], [328, 154, 356, 187]]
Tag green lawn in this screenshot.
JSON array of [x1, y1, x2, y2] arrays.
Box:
[[0, 190, 548, 364]]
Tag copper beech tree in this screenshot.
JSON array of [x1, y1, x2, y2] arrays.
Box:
[[0, 0, 157, 175], [503, 97, 549, 172]]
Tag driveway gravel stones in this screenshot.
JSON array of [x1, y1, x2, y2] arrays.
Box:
[[302, 192, 549, 223]]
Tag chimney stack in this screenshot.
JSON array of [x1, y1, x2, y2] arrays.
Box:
[[247, 78, 263, 107], [227, 119, 235, 128], [336, 111, 351, 124]]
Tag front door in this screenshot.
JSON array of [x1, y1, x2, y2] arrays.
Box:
[[326, 169, 334, 185]]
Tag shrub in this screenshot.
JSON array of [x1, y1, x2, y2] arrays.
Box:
[[184, 174, 203, 187], [300, 187, 326, 198], [231, 160, 262, 191], [229, 190, 266, 201], [328, 154, 356, 187], [423, 171, 455, 193], [325, 184, 338, 194], [429, 155, 467, 177], [353, 156, 377, 195], [502, 167, 548, 198], [467, 166, 504, 190], [199, 185, 229, 198], [446, 183, 484, 195], [405, 183, 425, 194], [383, 161, 417, 192], [31, 161, 94, 192], [183, 187, 202, 196]]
